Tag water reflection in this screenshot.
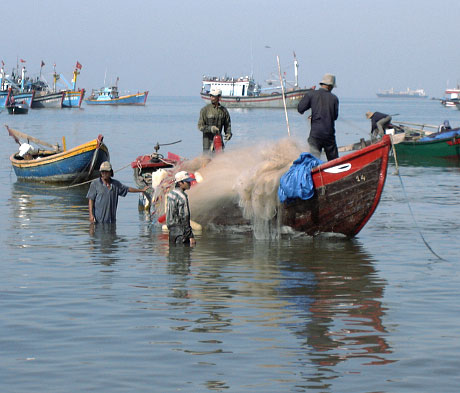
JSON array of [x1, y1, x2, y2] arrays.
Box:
[[276, 238, 395, 371], [9, 182, 89, 249], [88, 223, 127, 266], [165, 234, 395, 389]]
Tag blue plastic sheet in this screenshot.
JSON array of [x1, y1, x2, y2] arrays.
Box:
[[419, 129, 460, 142], [278, 153, 323, 204]]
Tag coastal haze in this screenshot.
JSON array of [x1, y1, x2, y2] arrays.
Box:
[[2, 0, 460, 98]]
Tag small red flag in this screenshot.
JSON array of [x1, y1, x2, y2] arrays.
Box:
[[1, 60, 4, 66], [20, 59, 26, 63], [75, 61, 82, 70]]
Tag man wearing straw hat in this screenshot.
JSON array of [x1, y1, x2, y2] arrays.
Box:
[[87, 161, 149, 223], [366, 111, 392, 141], [297, 73, 339, 161]]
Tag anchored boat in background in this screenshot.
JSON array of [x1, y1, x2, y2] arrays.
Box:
[[86, 78, 148, 105], [200, 53, 310, 108], [376, 87, 428, 98], [6, 125, 109, 183]]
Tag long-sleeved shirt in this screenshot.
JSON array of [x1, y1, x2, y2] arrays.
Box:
[[166, 187, 194, 239], [297, 87, 339, 142], [370, 112, 389, 131], [197, 103, 231, 137]]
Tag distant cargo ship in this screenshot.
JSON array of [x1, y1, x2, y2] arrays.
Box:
[[376, 88, 428, 98]]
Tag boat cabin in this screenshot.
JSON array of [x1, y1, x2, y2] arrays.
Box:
[[90, 86, 120, 101], [201, 76, 260, 97]]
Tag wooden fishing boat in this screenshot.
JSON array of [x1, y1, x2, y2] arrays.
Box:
[[200, 53, 310, 109], [7, 102, 29, 114], [394, 130, 460, 160], [279, 135, 391, 237], [86, 85, 148, 105], [6, 125, 110, 183], [133, 136, 391, 237]]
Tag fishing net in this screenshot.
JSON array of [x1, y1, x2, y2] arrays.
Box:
[[151, 137, 306, 238]]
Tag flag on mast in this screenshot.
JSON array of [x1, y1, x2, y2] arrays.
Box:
[[75, 61, 82, 70], [41, 60, 45, 67]]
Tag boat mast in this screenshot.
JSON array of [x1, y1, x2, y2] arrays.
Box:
[[53, 63, 58, 93], [293, 51, 298, 88]]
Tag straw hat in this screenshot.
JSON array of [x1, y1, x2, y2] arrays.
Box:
[[365, 111, 374, 119], [320, 73, 336, 87]]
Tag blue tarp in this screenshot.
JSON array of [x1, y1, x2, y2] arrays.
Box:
[[419, 129, 460, 142], [278, 153, 323, 204]]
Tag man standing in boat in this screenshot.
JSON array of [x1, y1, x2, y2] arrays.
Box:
[[197, 89, 232, 154], [366, 111, 392, 141], [87, 161, 149, 224], [297, 74, 339, 161]]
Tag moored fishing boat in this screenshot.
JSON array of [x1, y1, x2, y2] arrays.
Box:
[[6, 125, 109, 183], [200, 54, 310, 108], [62, 62, 85, 108], [7, 101, 29, 115], [133, 136, 392, 237], [394, 127, 460, 160], [86, 81, 148, 105]]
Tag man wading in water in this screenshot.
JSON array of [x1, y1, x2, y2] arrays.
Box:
[[166, 171, 196, 246]]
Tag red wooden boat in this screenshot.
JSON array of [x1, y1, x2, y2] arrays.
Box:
[[279, 135, 391, 236], [131, 135, 392, 237]]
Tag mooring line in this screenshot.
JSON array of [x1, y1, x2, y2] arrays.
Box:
[[51, 162, 133, 190], [391, 138, 446, 261]]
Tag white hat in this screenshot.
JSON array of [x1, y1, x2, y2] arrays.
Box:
[[99, 161, 112, 171], [320, 73, 336, 87], [210, 88, 222, 97], [175, 171, 194, 183], [18, 143, 34, 157]]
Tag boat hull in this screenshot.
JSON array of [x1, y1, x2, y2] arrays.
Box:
[[86, 91, 148, 105], [62, 89, 85, 108], [395, 134, 460, 159], [280, 137, 390, 236], [0, 91, 34, 108], [207, 137, 391, 237], [7, 104, 29, 115], [10, 137, 109, 183], [200, 89, 309, 108], [31, 91, 65, 108]]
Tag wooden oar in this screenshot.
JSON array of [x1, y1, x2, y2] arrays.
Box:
[[394, 121, 439, 129], [5, 125, 61, 151]]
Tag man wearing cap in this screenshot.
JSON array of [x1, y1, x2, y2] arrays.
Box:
[[366, 111, 392, 141], [87, 161, 149, 223], [166, 171, 196, 246], [297, 73, 339, 161], [198, 88, 232, 154]]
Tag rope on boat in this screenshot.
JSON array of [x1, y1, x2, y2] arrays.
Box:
[[391, 137, 446, 261]]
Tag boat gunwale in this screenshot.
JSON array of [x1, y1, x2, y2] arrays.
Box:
[[10, 139, 108, 169]]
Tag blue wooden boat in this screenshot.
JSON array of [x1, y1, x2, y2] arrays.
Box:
[[62, 89, 85, 108], [6, 125, 110, 183], [0, 88, 34, 108], [86, 85, 148, 105]]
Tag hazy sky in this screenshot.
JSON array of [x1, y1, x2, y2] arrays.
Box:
[[3, 0, 459, 98]]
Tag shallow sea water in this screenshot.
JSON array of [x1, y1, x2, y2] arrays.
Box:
[[1, 97, 460, 392]]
